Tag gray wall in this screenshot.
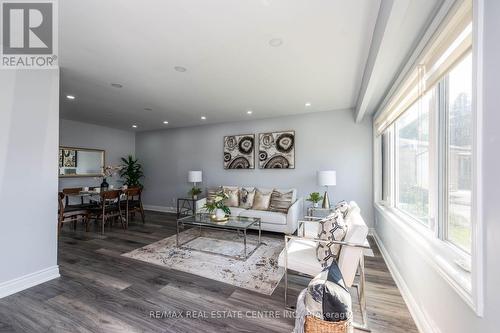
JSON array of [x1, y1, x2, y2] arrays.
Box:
[[374, 1, 500, 332], [136, 109, 374, 226], [59, 119, 136, 190], [0, 70, 60, 294]]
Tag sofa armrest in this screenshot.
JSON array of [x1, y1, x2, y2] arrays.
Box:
[[286, 197, 303, 234]]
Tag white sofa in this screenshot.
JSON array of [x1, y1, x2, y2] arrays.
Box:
[[195, 187, 303, 234]]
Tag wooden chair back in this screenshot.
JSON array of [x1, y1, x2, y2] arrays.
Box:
[[62, 187, 83, 205]]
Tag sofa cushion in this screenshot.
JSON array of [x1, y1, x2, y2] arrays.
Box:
[[223, 186, 239, 207], [316, 210, 348, 269], [239, 187, 255, 209], [269, 189, 294, 213], [226, 207, 247, 217], [252, 189, 272, 211], [239, 209, 287, 225]]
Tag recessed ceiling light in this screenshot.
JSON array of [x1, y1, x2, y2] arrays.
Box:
[[144, 107, 153, 111], [111, 83, 123, 88], [305, 102, 311, 107], [163, 121, 169, 124], [269, 38, 283, 47], [66, 95, 75, 100], [174, 66, 187, 72], [247, 110, 253, 115], [132, 125, 138, 128], [201, 116, 206, 120]]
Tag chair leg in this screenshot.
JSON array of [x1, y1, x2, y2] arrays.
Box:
[[102, 215, 105, 234], [140, 204, 145, 224]]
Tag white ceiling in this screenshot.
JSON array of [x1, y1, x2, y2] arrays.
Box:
[[58, 0, 441, 131]]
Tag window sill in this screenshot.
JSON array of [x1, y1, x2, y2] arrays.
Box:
[[374, 203, 480, 314]]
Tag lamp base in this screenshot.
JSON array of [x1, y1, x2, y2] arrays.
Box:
[[322, 191, 330, 209]]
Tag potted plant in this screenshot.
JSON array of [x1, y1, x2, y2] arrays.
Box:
[[203, 190, 231, 221], [188, 187, 202, 200], [101, 165, 121, 190], [307, 192, 323, 208], [119, 155, 144, 188]]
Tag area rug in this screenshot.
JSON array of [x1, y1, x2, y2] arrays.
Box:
[[122, 228, 285, 295]]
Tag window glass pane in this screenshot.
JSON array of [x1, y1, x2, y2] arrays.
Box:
[[381, 131, 390, 202], [446, 53, 472, 252], [396, 92, 433, 224]]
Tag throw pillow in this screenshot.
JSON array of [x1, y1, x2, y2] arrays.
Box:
[[269, 190, 294, 213], [316, 209, 348, 268], [304, 261, 352, 323], [239, 187, 255, 209], [223, 186, 239, 207], [206, 186, 222, 204], [335, 200, 350, 218], [252, 189, 272, 211]]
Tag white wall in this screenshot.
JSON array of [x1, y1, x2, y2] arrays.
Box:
[[59, 119, 136, 189], [136, 109, 374, 226], [373, 1, 500, 332], [0, 70, 60, 297]]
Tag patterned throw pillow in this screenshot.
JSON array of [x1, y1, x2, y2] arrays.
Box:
[[269, 190, 294, 213], [239, 188, 255, 209], [335, 200, 350, 218], [305, 261, 352, 323], [223, 186, 239, 207], [252, 189, 272, 211], [316, 209, 348, 268], [206, 186, 222, 204]]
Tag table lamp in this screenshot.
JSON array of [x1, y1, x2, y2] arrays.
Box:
[[317, 170, 336, 209], [188, 171, 202, 188]]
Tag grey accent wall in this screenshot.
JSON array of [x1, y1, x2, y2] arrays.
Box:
[[59, 119, 136, 189], [374, 1, 500, 332], [136, 109, 374, 226], [0, 70, 59, 292]]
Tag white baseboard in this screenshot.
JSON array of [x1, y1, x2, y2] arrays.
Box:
[[143, 205, 176, 213], [371, 231, 439, 333], [0, 265, 60, 299]]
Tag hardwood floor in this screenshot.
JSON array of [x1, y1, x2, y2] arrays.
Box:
[[0, 211, 418, 333]]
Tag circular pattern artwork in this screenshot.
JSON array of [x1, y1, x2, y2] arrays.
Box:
[[223, 134, 255, 169], [258, 131, 295, 169]]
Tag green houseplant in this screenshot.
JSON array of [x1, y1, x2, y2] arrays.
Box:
[[203, 190, 231, 221], [188, 187, 202, 200], [119, 155, 144, 188], [307, 192, 323, 208]]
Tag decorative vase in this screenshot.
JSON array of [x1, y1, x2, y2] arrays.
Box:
[[313, 202, 319, 208], [100, 178, 109, 191], [192, 194, 198, 200], [215, 208, 226, 220]]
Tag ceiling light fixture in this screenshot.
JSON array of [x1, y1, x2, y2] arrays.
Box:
[[111, 83, 123, 88], [132, 125, 138, 128], [163, 121, 169, 124], [144, 107, 153, 111], [66, 95, 75, 100], [269, 38, 283, 47], [247, 110, 253, 115], [174, 66, 187, 72], [201, 116, 206, 120], [305, 102, 311, 107]]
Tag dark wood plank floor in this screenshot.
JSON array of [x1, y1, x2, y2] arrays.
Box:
[[0, 211, 418, 333]]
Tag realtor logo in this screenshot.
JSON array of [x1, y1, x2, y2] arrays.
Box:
[[1, 0, 58, 68]]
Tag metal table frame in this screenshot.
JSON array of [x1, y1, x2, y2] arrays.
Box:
[[176, 214, 262, 260]]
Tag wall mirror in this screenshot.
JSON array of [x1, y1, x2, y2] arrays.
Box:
[[59, 147, 105, 178]]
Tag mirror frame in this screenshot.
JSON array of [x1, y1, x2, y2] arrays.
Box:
[[59, 146, 106, 178]]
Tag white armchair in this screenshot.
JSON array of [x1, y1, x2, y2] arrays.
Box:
[[278, 202, 371, 331]]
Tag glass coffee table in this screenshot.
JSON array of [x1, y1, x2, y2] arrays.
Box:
[[176, 213, 262, 260]]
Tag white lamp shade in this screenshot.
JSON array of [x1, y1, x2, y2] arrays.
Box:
[[188, 171, 202, 183], [317, 170, 336, 186]]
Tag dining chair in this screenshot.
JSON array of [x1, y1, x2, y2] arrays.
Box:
[[90, 189, 126, 234], [58, 192, 90, 233], [62, 187, 84, 207], [121, 187, 145, 226]]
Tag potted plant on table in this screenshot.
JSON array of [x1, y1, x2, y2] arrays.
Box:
[[307, 192, 323, 208], [203, 190, 231, 222], [188, 187, 202, 200]]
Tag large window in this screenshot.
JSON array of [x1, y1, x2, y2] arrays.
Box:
[[445, 53, 473, 252]]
